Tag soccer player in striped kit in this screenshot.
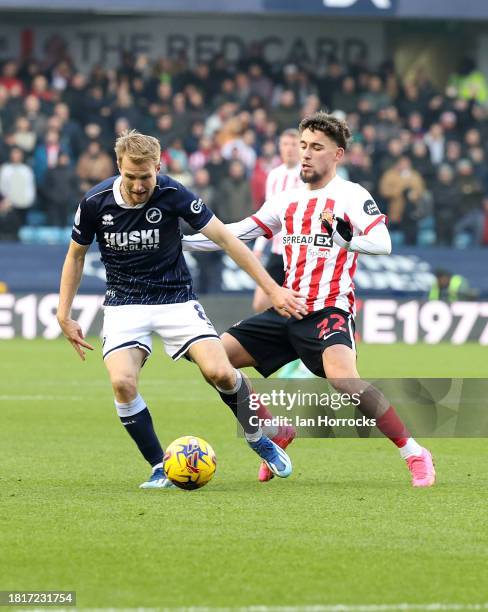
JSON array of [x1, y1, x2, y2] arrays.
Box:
[[183, 112, 436, 488], [252, 129, 303, 312]]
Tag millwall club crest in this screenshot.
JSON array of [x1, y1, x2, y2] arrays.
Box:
[[146, 208, 162, 223]]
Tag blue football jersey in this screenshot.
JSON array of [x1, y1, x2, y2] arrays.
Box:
[[71, 175, 214, 306]]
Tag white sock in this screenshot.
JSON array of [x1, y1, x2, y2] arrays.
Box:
[[114, 393, 146, 418], [245, 428, 263, 443], [399, 438, 423, 459]]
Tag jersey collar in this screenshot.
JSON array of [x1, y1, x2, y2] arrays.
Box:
[[113, 176, 148, 209]]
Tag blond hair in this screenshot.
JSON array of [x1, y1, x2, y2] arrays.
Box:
[[114, 129, 161, 165]]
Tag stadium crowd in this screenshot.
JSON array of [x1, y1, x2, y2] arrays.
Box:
[[1, 38, 488, 249]]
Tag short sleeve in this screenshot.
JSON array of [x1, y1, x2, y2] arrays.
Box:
[[71, 198, 96, 245], [175, 186, 214, 231], [250, 194, 283, 239], [345, 184, 387, 235]]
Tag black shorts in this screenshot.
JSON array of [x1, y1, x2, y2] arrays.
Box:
[[265, 253, 285, 286], [226, 307, 355, 378]]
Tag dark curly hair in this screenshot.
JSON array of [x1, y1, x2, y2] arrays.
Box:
[[299, 111, 351, 150]]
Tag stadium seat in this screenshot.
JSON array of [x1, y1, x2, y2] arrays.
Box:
[[25, 210, 48, 226], [19, 226, 69, 245], [454, 231, 473, 249]]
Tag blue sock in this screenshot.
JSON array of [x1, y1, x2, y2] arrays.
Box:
[[115, 395, 164, 467]]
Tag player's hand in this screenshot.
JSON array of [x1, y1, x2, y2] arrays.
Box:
[[321, 213, 353, 249], [268, 286, 308, 320], [58, 318, 95, 361]]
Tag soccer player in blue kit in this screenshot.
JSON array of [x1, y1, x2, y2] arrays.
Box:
[[56, 130, 307, 488]]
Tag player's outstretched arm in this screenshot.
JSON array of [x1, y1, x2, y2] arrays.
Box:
[[200, 217, 307, 319], [182, 217, 265, 252], [57, 240, 95, 361]]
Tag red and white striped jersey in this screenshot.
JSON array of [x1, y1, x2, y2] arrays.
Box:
[[264, 162, 302, 255], [251, 174, 386, 315]]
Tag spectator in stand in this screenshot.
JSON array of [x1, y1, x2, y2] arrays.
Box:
[[171, 92, 192, 136], [204, 146, 228, 190], [188, 135, 213, 172], [346, 142, 375, 194], [378, 137, 405, 174], [456, 158, 484, 218], [186, 167, 222, 294], [0, 85, 11, 133], [0, 189, 21, 240], [449, 57, 488, 105], [397, 82, 426, 119], [409, 141, 436, 183], [468, 146, 488, 192], [251, 108, 269, 148], [360, 74, 391, 112], [62, 72, 88, 125], [271, 90, 299, 131], [53, 102, 84, 159], [439, 110, 460, 143], [167, 137, 189, 171], [221, 128, 257, 172], [463, 127, 482, 155], [76, 140, 114, 193], [40, 152, 79, 227], [248, 63, 274, 102], [424, 123, 445, 165], [184, 120, 205, 155], [204, 102, 237, 138], [379, 155, 426, 243], [406, 111, 425, 141], [250, 139, 280, 209], [167, 157, 193, 189], [152, 113, 179, 149], [213, 77, 238, 108], [375, 105, 402, 144], [217, 159, 253, 223], [331, 76, 359, 114], [50, 60, 73, 93], [0, 60, 24, 94], [23, 94, 48, 137], [430, 164, 462, 246], [0, 147, 36, 224], [0, 131, 16, 164], [234, 72, 251, 106], [33, 128, 65, 185], [12, 116, 37, 157], [111, 86, 142, 128], [316, 57, 343, 110], [445, 140, 462, 167], [30, 74, 55, 104]]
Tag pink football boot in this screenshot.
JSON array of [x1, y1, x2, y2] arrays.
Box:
[[406, 448, 436, 487]]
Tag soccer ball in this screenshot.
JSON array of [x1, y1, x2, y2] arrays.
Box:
[[164, 436, 216, 490]]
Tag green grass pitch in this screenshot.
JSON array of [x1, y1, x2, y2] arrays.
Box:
[[1, 339, 487, 609]]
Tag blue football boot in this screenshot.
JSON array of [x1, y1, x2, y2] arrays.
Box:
[[248, 435, 292, 478], [139, 467, 176, 489]]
